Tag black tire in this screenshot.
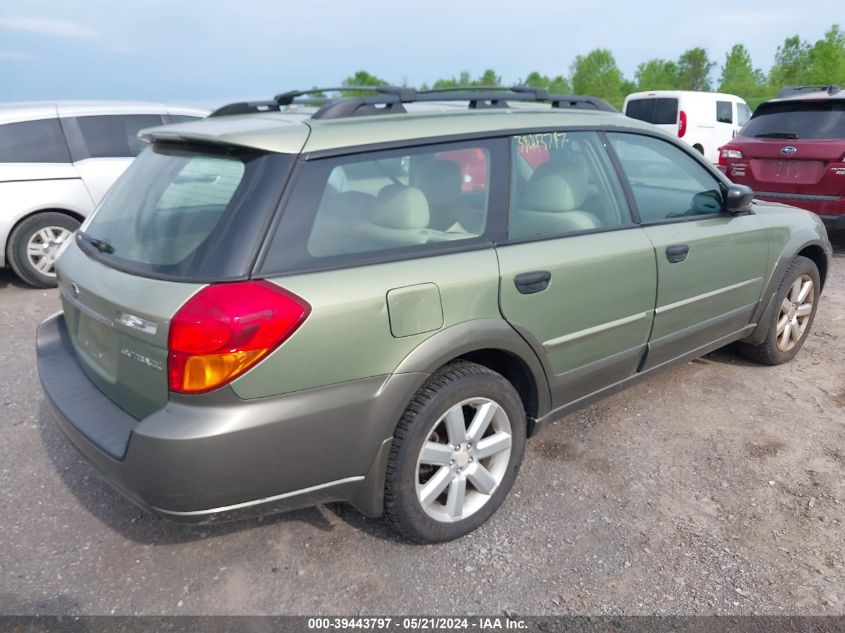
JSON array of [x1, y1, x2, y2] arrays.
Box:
[[7, 212, 79, 288], [384, 361, 527, 543], [735, 256, 820, 365]]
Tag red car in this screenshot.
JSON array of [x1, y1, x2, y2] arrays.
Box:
[[719, 85, 845, 230]]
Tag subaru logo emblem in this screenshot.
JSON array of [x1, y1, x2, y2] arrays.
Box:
[[781, 146, 797, 155], [71, 282, 80, 296]]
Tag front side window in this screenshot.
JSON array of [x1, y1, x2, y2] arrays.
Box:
[[607, 133, 725, 223], [716, 101, 733, 124], [72, 114, 164, 159], [262, 140, 498, 272], [0, 118, 70, 163], [509, 131, 630, 240], [737, 103, 752, 126]]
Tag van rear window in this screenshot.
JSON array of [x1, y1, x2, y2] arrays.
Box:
[[625, 98, 678, 125], [77, 144, 291, 282]]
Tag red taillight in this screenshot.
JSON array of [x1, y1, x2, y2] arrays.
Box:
[[719, 145, 744, 166], [168, 281, 310, 394], [678, 110, 687, 138]]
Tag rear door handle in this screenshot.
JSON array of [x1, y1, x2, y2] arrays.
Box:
[[666, 244, 689, 263], [514, 270, 552, 294]]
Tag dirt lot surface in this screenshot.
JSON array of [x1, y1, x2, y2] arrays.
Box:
[[1, 233, 843, 616]]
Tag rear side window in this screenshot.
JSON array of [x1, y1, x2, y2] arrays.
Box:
[[261, 140, 503, 273], [608, 133, 725, 223], [625, 98, 678, 125], [169, 115, 204, 124], [716, 101, 733, 124], [0, 118, 70, 163], [741, 100, 845, 139], [509, 131, 630, 240], [78, 145, 291, 281], [72, 114, 164, 159]]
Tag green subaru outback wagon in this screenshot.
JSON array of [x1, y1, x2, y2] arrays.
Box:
[[37, 86, 832, 543]]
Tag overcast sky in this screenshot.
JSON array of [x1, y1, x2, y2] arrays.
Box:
[[0, 0, 839, 107]]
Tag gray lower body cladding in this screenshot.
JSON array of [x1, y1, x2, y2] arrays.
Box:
[[37, 314, 422, 522]]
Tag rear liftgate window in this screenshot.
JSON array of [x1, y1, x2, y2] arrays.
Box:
[[742, 100, 845, 139], [78, 144, 291, 281]]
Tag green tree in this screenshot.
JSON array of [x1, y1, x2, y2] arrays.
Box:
[[475, 69, 501, 86], [571, 49, 629, 108], [341, 70, 388, 96], [768, 35, 812, 90], [677, 47, 715, 90], [521, 71, 571, 94], [431, 70, 472, 88], [807, 24, 845, 84], [718, 44, 765, 98], [430, 70, 502, 89], [634, 59, 679, 90]]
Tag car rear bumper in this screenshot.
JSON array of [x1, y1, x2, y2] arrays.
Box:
[[751, 191, 845, 225], [37, 313, 420, 522]]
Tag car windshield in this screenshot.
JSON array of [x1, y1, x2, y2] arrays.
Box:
[[79, 144, 290, 281], [741, 100, 845, 140]]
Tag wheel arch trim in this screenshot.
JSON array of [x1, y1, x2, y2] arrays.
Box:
[[391, 318, 552, 419], [744, 233, 831, 345]]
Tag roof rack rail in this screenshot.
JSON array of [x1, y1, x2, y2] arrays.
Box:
[[208, 85, 617, 120], [777, 84, 841, 98], [419, 85, 551, 100], [208, 85, 417, 117], [273, 85, 416, 106], [414, 86, 615, 113]]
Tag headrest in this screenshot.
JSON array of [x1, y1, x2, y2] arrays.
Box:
[[323, 190, 376, 222], [413, 159, 462, 206], [372, 185, 430, 229], [522, 163, 589, 213]]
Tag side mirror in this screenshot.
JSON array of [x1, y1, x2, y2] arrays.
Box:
[[725, 183, 754, 214]]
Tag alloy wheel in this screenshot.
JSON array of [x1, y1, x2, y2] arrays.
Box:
[[26, 226, 72, 277], [776, 274, 814, 352], [414, 397, 512, 523]]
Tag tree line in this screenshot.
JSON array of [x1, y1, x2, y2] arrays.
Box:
[[339, 25, 845, 110]]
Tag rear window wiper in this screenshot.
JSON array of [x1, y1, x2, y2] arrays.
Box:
[[754, 132, 799, 139], [78, 231, 115, 254]]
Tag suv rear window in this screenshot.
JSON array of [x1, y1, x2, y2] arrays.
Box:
[[78, 144, 291, 281], [625, 98, 678, 125], [741, 100, 845, 139]]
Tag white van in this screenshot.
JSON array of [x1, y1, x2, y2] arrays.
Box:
[[622, 91, 751, 164], [0, 101, 207, 287]]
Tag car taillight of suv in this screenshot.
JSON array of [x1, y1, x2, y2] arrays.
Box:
[[721, 86, 845, 229], [169, 281, 310, 394]]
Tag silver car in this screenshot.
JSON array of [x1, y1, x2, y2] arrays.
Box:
[[0, 101, 207, 287]]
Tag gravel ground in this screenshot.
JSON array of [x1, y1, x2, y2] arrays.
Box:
[[1, 233, 843, 616]]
